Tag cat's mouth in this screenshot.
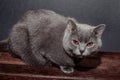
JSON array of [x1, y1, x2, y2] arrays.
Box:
[[73, 54, 84, 59], [67, 49, 85, 59]]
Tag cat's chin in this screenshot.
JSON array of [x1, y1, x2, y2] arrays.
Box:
[[77, 55, 86, 59], [78, 55, 84, 58], [73, 54, 92, 59]]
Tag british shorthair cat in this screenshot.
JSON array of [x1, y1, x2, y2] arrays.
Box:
[[0, 9, 105, 73]]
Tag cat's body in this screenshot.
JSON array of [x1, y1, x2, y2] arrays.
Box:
[[0, 9, 105, 73]]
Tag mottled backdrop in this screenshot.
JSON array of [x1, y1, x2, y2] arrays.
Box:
[[0, 0, 120, 52]]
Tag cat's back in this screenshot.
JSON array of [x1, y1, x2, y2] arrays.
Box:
[[16, 9, 69, 37], [15, 9, 70, 48], [20, 9, 67, 28]]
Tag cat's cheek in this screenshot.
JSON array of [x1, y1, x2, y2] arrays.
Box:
[[83, 47, 95, 56], [89, 45, 99, 53], [73, 48, 81, 56]]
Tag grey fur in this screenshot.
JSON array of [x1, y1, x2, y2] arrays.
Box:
[[0, 9, 105, 73]]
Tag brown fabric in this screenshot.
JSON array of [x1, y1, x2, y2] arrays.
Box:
[[0, 52, 119, 80]]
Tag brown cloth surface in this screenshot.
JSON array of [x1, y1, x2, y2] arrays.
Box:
[[0, 52, 119, 80]]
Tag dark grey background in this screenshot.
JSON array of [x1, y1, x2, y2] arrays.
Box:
[[0, 0, 120, 52]]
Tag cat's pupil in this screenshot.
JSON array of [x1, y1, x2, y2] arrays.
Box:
[[73, 40, 79, 45], [87, 42, 93, 47]]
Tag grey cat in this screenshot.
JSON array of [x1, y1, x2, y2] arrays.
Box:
[[0, 9, 105, 73]]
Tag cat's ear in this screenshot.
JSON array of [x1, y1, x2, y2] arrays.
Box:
[[94, 24, 106, 38], [66, 20, 77, 33]]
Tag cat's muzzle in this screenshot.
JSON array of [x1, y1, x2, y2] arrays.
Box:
[[67, 49, 84, 59], [72, 53, 84, 59]]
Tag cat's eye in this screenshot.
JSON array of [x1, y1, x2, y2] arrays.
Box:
[[73, 40, 79, 45], [87, 42, 94, 47]]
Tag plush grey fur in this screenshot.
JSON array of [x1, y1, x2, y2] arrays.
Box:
[[0, 9, 105, 73]]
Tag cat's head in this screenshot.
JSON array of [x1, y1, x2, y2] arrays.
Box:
[[63, 20, 105, 58]]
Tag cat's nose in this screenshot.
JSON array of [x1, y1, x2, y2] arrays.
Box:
[[80, 50, 84, 54]]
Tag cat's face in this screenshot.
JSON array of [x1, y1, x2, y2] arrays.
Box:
[[63, 20, 105, 58]]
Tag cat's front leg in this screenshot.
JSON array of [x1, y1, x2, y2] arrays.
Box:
[[60, 66, 74, 74]]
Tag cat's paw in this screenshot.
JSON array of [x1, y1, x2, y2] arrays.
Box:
[[60, 66, 74, 74]]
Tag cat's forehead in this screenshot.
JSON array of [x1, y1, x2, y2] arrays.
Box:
[[76, 24, 95, 42], [76, 24, 94, 31]]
